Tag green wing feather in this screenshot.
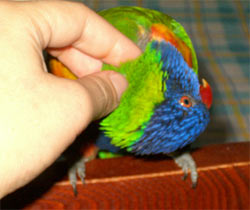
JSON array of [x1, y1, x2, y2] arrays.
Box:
[[99, 6, 198, 73]]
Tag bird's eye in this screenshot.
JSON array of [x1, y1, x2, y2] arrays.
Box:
[[180, 96, 192, 108]]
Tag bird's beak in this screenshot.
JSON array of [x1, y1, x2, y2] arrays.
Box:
[[200, 79, 212, 109]]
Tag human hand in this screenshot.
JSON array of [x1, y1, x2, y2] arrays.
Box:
[[0, 0, 140, 198]]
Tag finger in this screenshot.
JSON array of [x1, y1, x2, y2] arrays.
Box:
[[77, 71, 128, 120], [49, 47, 103, 77], [19, 1, 141, 72]]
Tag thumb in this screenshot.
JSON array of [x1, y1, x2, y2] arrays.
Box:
[[77, 71, 128, 120]]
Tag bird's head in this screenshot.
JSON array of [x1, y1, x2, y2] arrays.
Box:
[[131, 41, 212, 155]]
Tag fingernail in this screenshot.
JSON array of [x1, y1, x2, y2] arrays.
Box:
[[109, 72, 128, 101]]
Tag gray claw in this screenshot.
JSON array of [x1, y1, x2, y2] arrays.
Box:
[[73, 185, 78, 197], [192, 181, 197, 189], [172, 152, 198, 187], [182, 172, 188, 181]]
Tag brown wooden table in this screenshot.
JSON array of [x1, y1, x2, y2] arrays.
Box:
[[2, 142, 250, 209]]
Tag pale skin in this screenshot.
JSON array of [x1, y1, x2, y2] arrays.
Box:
[[0, 0, 141, 198]]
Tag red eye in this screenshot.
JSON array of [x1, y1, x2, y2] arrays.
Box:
[[180, 96, 192, 108]]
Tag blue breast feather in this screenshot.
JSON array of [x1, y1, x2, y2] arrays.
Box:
[[96, 41, 210, 155]]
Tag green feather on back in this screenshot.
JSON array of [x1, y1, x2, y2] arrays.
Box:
[[99, 6, 198, 74], [101, 44, 167, 149]]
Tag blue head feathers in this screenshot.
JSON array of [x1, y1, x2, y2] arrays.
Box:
[[131, 41, 210, 155]]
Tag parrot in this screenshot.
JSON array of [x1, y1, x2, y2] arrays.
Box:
[[49, 6, 212, 195]]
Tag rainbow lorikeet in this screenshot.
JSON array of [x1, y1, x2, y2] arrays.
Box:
[[50, 6, 212, 195]]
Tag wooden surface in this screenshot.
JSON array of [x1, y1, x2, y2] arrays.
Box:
[[2, 142, 250, 209]]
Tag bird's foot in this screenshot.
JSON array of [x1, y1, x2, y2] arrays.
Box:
[[68, 156, 87, 196], [68, 153, 97, 196], [172, 152, 198, 188], [67, 143, 99, 196]]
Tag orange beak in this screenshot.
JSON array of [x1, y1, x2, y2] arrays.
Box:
[[200, 79, 213, 109]]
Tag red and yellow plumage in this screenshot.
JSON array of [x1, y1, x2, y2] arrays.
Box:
[[151, 24, 193, 68]]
